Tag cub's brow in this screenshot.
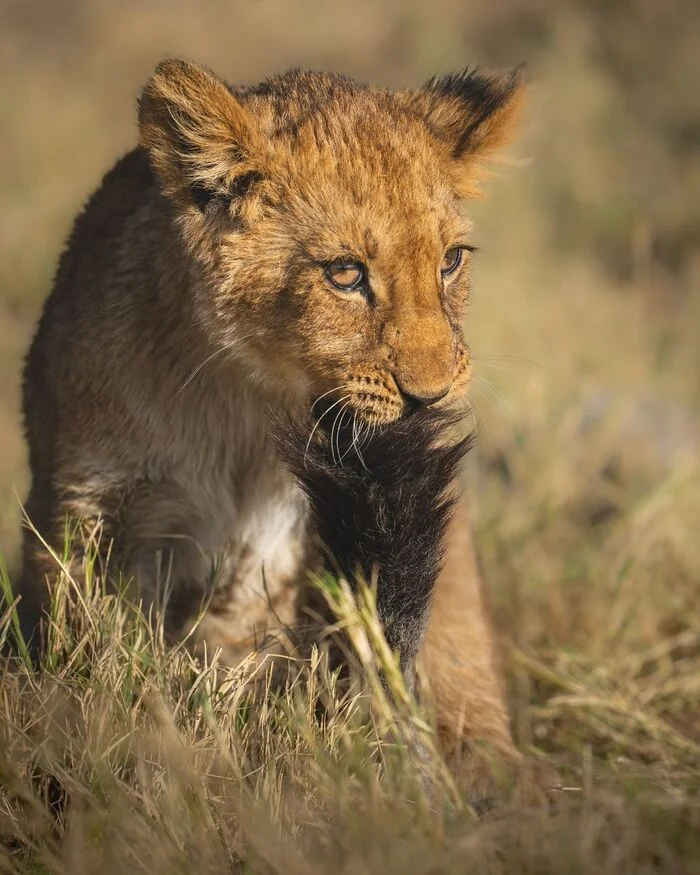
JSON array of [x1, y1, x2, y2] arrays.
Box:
[[300, 243, 368, 264]]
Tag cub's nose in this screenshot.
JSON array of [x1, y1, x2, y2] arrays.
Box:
[[398, 384, 450, 411]]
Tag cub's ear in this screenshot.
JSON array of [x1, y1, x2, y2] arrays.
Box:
[[410, 66, 526, 198], [138, 58, 263, 208]]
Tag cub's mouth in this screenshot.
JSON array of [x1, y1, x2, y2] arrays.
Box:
[[309, 347, 472, 432], [305, 382, 470, 470], [308, 392, 399, 448], [309, 376, 409, 437]]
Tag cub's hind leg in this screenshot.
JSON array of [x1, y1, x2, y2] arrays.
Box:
[[418, 490, 519, 763], [419, 492, 561, 803]]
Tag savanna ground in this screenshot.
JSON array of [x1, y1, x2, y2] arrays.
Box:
[[0, 1, 699, 871]]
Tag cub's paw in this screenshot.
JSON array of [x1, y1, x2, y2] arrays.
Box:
[[449, 747, 564, 815]]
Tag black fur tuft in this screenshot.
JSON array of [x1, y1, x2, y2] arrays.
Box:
[[423, 65, 524, 157], [276, 408, 473, 680]]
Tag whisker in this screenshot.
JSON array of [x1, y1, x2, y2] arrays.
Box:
[[473, 360, 536, 376], [464, 391, 488, 444], [310, 383, 352, 414], [471, 353, 542, 373], [329, 406, 342, 466], [457, 394, 479, 437], [304, 393, 352, 469], [333, 402, 353, 466], [176, 332, 257, 394], [347, 408, 358, 463], [355, 425, 370, 473], [177, 345, 231, 394], [353, 414, 370, 471], [367, 420, 378, 448], [470, 375, 519, 441]]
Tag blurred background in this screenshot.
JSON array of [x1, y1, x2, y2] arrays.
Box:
[[0, 0, 698, 595]]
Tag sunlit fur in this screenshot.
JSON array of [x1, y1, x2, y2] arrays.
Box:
[[138, 61, 524, 422], [19, 59, 525, 764]]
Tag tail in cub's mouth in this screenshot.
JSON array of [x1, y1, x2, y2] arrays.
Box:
[[274, 407, 474, 686]]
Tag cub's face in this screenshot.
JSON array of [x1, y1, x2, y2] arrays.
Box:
[[139, 63, 525, 426]]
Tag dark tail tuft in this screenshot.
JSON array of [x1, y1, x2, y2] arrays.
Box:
[[274, 407, 474, 677]]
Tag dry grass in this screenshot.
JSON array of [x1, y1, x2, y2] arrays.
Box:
[[1, 523, 699, 874], [1, 0, 699, 871]]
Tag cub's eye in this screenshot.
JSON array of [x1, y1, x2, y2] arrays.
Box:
[[325, 259, 366, 291], [441, 247, 463, 278]]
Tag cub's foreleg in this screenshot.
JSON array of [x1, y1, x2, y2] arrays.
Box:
[[18, 477, 221, 656]]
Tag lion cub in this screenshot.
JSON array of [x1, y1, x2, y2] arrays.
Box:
[[20, 60, 525, 762]]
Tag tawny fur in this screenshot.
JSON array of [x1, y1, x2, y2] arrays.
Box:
[[19, 60, 525, 762]]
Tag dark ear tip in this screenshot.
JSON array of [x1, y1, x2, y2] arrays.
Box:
[[506, 63, 527, 88], [423, 63, 526, 101], [483, 64, 527, 98]]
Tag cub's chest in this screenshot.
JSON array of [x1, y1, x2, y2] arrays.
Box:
[[190, 461, 313, 664], [174, 419, 311, 647], [157, 384, 314, 653]]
